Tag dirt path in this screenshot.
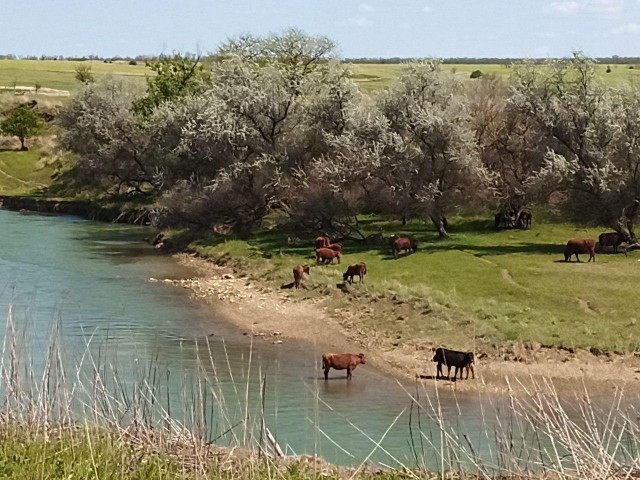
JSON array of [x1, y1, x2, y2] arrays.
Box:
[[171, 253, 640, 397]]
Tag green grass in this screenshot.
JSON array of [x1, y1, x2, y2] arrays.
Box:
[[182, 215, 640, 354], [0, 148, 58, 195], [0, 59, 151, 92], [349, 63, 640, 91]]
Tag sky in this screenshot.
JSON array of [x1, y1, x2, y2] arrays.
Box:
[[2, 0, 640, 59]]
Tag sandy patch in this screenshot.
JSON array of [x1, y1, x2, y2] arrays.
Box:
[[168, 253, 640, 397]]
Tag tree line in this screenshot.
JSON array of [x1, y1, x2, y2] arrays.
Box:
[[57, 30, 640, 240]]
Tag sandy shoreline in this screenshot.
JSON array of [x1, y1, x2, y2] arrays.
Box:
[[170, 252, 640, 397]]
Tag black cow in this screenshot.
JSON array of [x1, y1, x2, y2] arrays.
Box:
[[432, 347, 475, 380]]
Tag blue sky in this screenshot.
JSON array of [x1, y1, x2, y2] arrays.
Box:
[[2, 0, 639, 58]]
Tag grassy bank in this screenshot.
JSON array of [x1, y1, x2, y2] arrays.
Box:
[[170, 214, 640, 355]]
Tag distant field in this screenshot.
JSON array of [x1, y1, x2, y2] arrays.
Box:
[[349, 62, 640, 91], [0, 148, 57, 195], [0, 59, 151, 93], [2, 59, 639, 95]]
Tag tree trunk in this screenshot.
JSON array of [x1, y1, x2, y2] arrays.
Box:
[[19, 136, 27, 151], [401, 215, 407, 226], [430, 215, 449, 238]]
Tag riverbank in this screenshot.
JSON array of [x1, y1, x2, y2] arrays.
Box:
[[172, 252, 640, 396]]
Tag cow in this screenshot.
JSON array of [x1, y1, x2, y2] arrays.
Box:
[[292, 264, 310, 289], [432, 348, 475, 380], [343, 262, 367, 284], [321, 353, 366, 380], [327, 242, 343, 253], [388, 234, 400, 251], [315, 236, 331, 249], [518, 209, 532, 229], [392, 236, 418, 258], [564, 238, 596, 263], [598, 231, 629, 255], [315, 248, 341, 264]]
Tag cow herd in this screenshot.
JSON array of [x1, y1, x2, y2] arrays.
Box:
[[291, 226, 635, 381]]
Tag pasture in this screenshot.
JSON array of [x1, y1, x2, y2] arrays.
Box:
[[0, 148, 58, 196], [0, 59, 151, 93], [186, 215, 640, 355], [2, 59, 640, 95]]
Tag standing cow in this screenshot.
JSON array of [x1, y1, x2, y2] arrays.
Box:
[[391, 236, 418, 258], [321, 353, 366, 380], [598, 232, 628, 255], [292, 264, 310, 289], [564, 238, 596, 263], [315, 236, 331, 249], [315, 248, 341, 264], [432, 348, 475, 380], [343, 262, 367, 284]]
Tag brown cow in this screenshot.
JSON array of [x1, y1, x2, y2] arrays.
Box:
[[292, 264, 310, 289], [327, 242, 343, 253], [564, 238, 596, 263], [315, 248, 341, 264], [315, 236, 331, 249], [598, 232, 628, 255], [321, 353, 366, 380], [343, 262, 367, 284], [392, 236, 418, 258]]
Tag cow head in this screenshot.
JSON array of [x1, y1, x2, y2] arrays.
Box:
[[342, 271, 349, 282], [358, 353, 366, 364], [303, 265, 310, 274]]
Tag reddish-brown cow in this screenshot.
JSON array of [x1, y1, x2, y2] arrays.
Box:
[[315, 236, 331, 249], [292, 264, 310, 289], [564, 238, 596, 263], [343, 262, 367, 284], [327, 242, 343, 253], [321, 353, 366, 380], [392, 236, 418, 258], [315, 248, 341, 264]]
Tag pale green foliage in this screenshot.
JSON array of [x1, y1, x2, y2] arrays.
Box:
[[512, 52, 640, 226], [74, 63, 94, 83]]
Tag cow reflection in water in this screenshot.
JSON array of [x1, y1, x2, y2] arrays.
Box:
[[322, 353, 366, 380]]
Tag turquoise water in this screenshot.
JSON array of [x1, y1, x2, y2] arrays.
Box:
[[0, 209, 504, 469]]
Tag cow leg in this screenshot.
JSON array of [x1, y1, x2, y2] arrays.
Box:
[[590, 252, 595, 262], [446, 365, 452, 379], [468, 364, 475, 379], [347, 367, 352, 380], [436, 362, 442, 378], [575, 253, 581, 262], [324, 366, 330, 380]]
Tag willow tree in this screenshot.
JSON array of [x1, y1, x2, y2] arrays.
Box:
[[512, 53, 640, 238]]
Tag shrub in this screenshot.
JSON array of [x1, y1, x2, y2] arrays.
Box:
[[470, 69, 483, 79], [128, 60, 138, 65]]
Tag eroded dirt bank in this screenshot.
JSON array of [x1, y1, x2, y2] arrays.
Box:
[[169, 253, 640, 397]]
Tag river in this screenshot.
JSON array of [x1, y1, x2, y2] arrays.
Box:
[[3, 209, 624, 472]]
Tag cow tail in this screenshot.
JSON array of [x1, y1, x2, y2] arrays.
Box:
[[363, 263, 367, 275]]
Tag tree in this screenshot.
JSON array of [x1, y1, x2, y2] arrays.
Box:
[[0, 107, 42, 151], [74, 64, 95, 84], [511, 53, 640, 237], [133, 54, 208, 118]]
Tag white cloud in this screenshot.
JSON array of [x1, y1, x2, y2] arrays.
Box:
[[359, 2, 375, 13], [339, 16, 373, 27], [546, 0, 622, 15], [613, 23, 640, 33], [423, 5, 432, 13], [547, 1, 581, 14]]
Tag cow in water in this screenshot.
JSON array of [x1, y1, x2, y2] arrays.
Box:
[[564, 238, 596, 263], [321, 353, 366, 380], [432, 347, 475, 380]]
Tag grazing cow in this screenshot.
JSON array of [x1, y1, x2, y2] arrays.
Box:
[[315, 248, 341, 264], [322, 353, 366, 380], [292, 264, 310, 289], [388, 234, 400, 251], [518, 209, 532, 229], [598, 232, 628, 255], [564, 238, 596, 263], [327, 242, 343, 253], [392, 236, 418, 258], [432, 348, 475, 380], [343, 262, 367, 284], [315, 236, 331, 249]]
